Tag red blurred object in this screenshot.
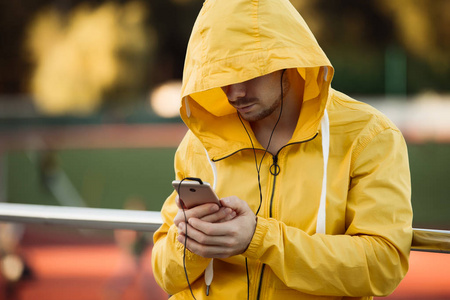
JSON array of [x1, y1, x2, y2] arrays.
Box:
[[0, 225, 168, 300], [377, 251, 450, 300], [2, 224, 449, 300]]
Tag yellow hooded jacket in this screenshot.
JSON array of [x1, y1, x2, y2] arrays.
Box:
[[152, 0, 413, 299]]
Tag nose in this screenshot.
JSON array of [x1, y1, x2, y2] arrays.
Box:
[[223, 83, 246, 102]]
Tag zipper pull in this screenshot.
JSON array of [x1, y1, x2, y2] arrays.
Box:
[[270, 155, 280, 176]]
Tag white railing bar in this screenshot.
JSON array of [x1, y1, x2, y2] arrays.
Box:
[[0, 203, 449, 253], [411, 228, 450, 254], [0, 203, 162, 232]]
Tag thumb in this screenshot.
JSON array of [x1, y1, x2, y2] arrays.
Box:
[[220, 196, 249, 214]]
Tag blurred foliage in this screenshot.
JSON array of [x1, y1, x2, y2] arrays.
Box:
[[376, 0, 449, 70], [292, 0, 449, 62], [292, 0, 449, 95], [26, 1, 154, 115], [0, 0, 449, 116]]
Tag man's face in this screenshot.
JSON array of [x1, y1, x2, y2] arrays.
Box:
[[222, 70, 288, 122]]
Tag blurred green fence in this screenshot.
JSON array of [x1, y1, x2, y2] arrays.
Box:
[[3, 143, 450, 229]]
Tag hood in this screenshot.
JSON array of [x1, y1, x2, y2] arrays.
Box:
[[180, 0, 334, 160]]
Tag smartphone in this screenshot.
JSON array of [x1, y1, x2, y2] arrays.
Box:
[[172, 180, 220, 209]]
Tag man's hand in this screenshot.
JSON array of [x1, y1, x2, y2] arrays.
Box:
[[173, 195, 236, 229], [176, 196, 257, 258]]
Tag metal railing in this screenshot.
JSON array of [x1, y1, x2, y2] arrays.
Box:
[[0, 202, 449, 254]]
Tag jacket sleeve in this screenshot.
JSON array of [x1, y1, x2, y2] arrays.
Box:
[[243, 127, 413, 297], [151, 132, 212, 295]]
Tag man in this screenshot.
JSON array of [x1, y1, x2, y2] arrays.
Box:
[[151, 0, 413, 299]]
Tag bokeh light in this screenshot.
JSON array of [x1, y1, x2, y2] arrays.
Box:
[[150, 81, 182, 118]]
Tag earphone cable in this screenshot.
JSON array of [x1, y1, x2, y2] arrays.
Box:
[[178, 178, 198, 300], [238, 69, 286, 215], [238, 69, 286, 299], [179, 70, 287, 299]]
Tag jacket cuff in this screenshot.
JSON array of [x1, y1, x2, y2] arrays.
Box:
[[243, 216, 269, 259]]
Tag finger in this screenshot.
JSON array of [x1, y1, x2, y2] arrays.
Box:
[[173, 206, 192, 227], [220, 196, 248, 213], [189, 217, 234, 236], [179, 219, 233, 246], [187, 203, 220, 219], [200, 207, 236, 223], [175, 195, 182, 208], [177, 221, 211, 242], [175, 203, 220, 225], [219, 211, 237, 222], [173, 207, 187, 226], [177, 233, 234, 258], [177, 222, 186, 236]]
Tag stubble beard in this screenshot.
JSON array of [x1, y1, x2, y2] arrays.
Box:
[[241, 95, 282, 122], [240, 75, 290, 123]]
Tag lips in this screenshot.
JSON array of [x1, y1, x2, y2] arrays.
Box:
[[236, 104, 255, 114], [229, 98, 258, 114]]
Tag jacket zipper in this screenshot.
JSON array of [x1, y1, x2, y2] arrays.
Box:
[[256, 154, 279, 300], [256, 264, 266, 299], [211, 134, 318, 298], [269, 154, 279, 217]]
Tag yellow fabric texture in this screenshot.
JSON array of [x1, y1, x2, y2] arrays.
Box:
[[151, 0, 413, 299]]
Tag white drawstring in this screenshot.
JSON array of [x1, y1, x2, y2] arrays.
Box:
[[204, 148, 217, 295], [205, 149, 218, 190], [184, 96, 191, 118], [322, 66, 329, 81], [316, 109, 329, 234]]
